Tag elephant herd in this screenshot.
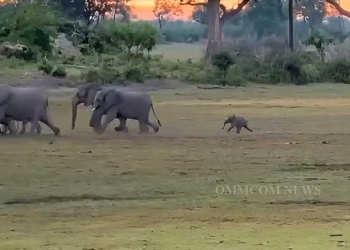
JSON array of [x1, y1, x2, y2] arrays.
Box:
[[0, 83, 162, 135]]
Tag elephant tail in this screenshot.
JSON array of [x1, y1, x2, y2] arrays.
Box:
[[151, 104, 161, 127]]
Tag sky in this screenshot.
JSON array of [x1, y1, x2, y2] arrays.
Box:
[[0, 0, 349, 20], [131, 0, 350, 20]]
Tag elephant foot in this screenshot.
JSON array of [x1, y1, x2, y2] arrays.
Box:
[[114, 126, 128, 133], [94, 127, 105, 134], [53, 127, 60, 136], [139, 130, 150, 134]]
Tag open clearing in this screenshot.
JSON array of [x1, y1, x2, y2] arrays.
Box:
[[1, 83, 350, 249], [151, 42, 205, 61]]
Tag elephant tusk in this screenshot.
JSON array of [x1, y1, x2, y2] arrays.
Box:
[[92, 107, 96, 111]]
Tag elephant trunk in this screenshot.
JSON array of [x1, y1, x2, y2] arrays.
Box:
[[90, 107, 104, 134], [222, 121, 227, 129], [71, 95, 80, 130]]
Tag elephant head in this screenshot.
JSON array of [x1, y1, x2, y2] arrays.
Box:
[[71, 83, 103, 130], [90, 89, 123, 134], [222, 115, 235, 129]]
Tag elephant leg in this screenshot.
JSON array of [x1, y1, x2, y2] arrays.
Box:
[[8, 121, 17, 134], [138, 121, 150, 134], [19, 121, 28, 134], [1, 118, 16, 135], [36, 123, 42, 134], [40, 114, 60, 136], [38, 106, 60, 135], [30, 120, 40, 135], [236, 126, 242, 134], [0, 109, 6, 127], [101, 110, 117, 133], [114, 117, 128, 132], [0, 124, 5, 134], [0, 124, 9, 135], [145, 119, 159, 133]]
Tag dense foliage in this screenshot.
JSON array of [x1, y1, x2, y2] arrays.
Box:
[[0, 0, 350, 86]]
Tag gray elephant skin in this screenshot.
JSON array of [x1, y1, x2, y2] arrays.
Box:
[[89, 88, 161, 134], [0, 85, 60, 135], [71, 83, 128, 132]]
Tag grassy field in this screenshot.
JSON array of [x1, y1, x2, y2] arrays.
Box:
[[1, 83, 350, 249], [151, 42, 205, 61]]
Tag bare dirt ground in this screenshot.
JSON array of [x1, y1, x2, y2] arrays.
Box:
[[1, 81, 350, 249]]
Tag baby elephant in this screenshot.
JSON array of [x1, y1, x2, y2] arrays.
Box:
[[222, 114, 253, 134]]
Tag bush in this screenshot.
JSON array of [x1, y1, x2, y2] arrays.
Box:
[[161, 21, 207, 43], [212, 51, 235, 77], [38, 61, 53, 74], [21, 48, 38, 62], [97, 64, 125, 84], [273, 52, 311, 85], [82, 68, 99, 82], [226, 68, 247, 86], [81, 63, 149, 84], [184, 67, 220, 84], [61, 55, 76, 65], [52, 66, 67, 78], [124, 63, 146, 82], [301, 64, 320, 83], [321, 60, 350, 84]]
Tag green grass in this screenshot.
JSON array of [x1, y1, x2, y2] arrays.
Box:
[[0, 57, 37, 77], [0, 83, 350, 249], [152, 42, 205, 62]]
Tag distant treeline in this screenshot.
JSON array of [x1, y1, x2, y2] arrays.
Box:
[[147, 17, 350, 44]]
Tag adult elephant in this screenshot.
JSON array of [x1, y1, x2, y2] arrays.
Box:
[[0, 85, 60, 135], [71, 83, 128, 132], [89, 88, 161, 134]]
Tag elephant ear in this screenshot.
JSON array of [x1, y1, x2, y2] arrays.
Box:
[[86, 89, 97, 106], [86, 85, 103, 106], [0, 85, 11, 106], [105, 89, 123, 110], [76, 85, 88, 98]]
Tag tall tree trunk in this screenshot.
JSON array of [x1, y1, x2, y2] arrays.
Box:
[[113, 0, 120, 22], [219, 18, 224, 45], [97, 14, 101, 25], [205, 0, 221, 60], [158, 17, 162, 30], [288, 0, 294, 51]]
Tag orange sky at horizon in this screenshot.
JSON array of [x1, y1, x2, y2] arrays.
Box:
[[131, 0, 350, 20], [0, 0, 348, 20]]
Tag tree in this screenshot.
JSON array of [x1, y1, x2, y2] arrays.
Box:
[[58, 0, 130, 25], [109, 22, 158, 58], [153, 0, 182, 29], [294, 0, 326, 30], [57, 0, 86, 18], [289, 0, 294, 50], [245, 0, 287, 40], [324, 0, 350, 18], [175, 0, 349, 60], [112, 0, 131, 22], [192, 5, 207, 25], [173, 0, 253, 60], [84, 0, 113, 25]]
